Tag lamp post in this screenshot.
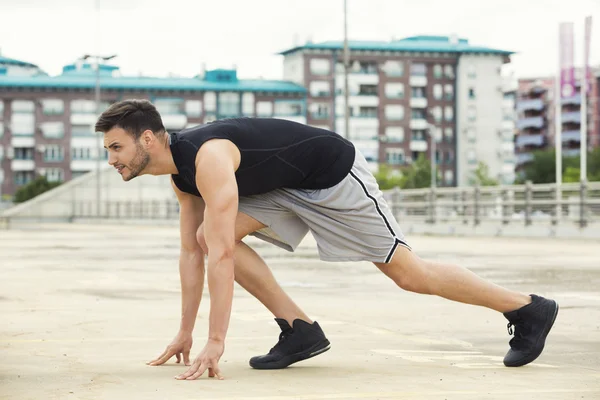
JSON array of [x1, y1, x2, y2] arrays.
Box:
[[80, 53, 116, 217]]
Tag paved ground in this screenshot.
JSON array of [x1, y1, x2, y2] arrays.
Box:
[[1, 222, 600, 400]]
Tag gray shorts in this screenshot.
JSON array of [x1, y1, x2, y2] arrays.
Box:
[[237, 151, 411, 263]]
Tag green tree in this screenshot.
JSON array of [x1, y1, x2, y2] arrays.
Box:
[[400, 153, 432, 189], [469, 161, 499, 186], [517, 149, 582, 184], [13, 176, 62, 203], [374, 164, 404, 190]]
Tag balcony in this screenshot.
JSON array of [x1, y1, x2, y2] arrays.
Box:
[[12, 159, 35, 171], [70, 113, 97, 126], [409, 76, 427, 87], [409, 97, 427, 108], [515, 133, 545, 148], [12, 136, 35, 148], [561, 94, 581, 105], [161, 114, 188, 129], [516, 98, 545, 112], [409, 139, 428, 152], [516, 116, 544, 130], [410, 118, 428, 130], [562, 111, 581, 124], [561, 130, 581, 143]]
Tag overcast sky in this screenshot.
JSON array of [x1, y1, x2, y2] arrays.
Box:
[[0, 0, 599, 81]]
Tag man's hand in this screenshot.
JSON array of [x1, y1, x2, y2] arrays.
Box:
[[147, 331, 193, 366], [175, 339, 225, 380]]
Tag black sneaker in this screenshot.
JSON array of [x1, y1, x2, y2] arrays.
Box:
[[249, 318, 331, 369], [503, 294, 559, 367]]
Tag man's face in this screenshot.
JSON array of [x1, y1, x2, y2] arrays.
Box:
[[104, 127, 150, 181]]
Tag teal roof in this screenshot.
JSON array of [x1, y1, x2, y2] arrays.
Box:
[[278, 35, 514, 56], [0, 55, 39, 68], [0, 63, 306, 93]]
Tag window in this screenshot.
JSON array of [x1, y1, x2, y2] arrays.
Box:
[[386, 148, 405, 165], [410, 63, 426, 76], [204, 92, 217, 112], [382, 60, 403, 77], [385, 127, 404, 142], [15, 147, 34, 160], [309, 103, 330, 119], [0, 122, 4, 137], [310, 59, 330, 75], [11, 113, 35, 135], [411, 109, 426, 120], [45, 168, 64, 182], [40, 122, 64, 139], [310, 81, 331, 97], [256, 101, 272, 117], [0, 100, 4, 116], [468, 87, 476, 99], [385, 83, 404, 99], [274, 100, 303, 116], [44, 145, 64, 162], [444, 106, 453, 121], [71, 100, 96, 113], [431, 106, 442, 122], [72, 148, 91, 160], [385, 105, 404, 120], [467, 148, 477, 163], [444, 127, 454, 142], [42, 99, 64, 115], [467, 64, 476, 78], [444, 65, 454, 78], [433, 84, 443, 100], [358, 106, 378, 118], [444, 84, 453, 100], [433, 64, 442, 78], [359, 84, 378, 95], [185, 100, 202, 117], [12, 100, 34, 113], [468, 106, 477, 121], [242, 93, 254, 116], [14, 171, 34, 186], [411, 87, 426, 98], [218, 92, 240, 117], [444, 170, 454, 185], [71, 125, 93, 136]]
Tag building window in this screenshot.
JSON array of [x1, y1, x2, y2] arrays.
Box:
[[242, 93, 254, 116], [358, 84, 378, 96], [310, 59, 330, 75], [218, 92, 240, 117], [444, 84, 453, 100], [433, 64, 442, 78], [45, 168, 64, 182], [467, 64, 476, 78], [467, 148, 477, 164], [71, 100, 96, 114], [410, 63, 426, 76], [444, 127, 454, 142], [444, 106, 453, 121], [309, 103, 330, 119], [14, 171, 34, 186], [467, 106, 477, 121], [256, 101, 272, 117], [204, 92, 217, 112], [40, 122, 64, 139], [385, 127, 404, 142], [42, 99, 64, 115], [12, 100, 35, 113], [385, 105, 404, 120], [15, 147, 34, 160], [431, 106, 442, 122], [72, 148, 91, 160], [468, 87, 476, 99], [71, 125, 93, 136], [433, 84, 443, 100], [444, 65, 454, 79], [11, 113, 35, 136], [411, 87, 426, 98], [386, 148, 405, 165], [444, 170, 454, 185], [310, 81, 331, 97], [411, 109, 426, 120], [358, 106, 378, 118], [44, 145, 64, 162], [0, 122, 4, 138], [382, 60, 403, 77], [185, 100, 202, 117], [385, 83, 404, 99], [274, 100, 303, 116]]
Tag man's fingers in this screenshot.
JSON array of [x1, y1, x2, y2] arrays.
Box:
[[186, 363, 208, 380], [149, 348, 175, 366], [147, 348, 168, 365], [175, 352, 181, 364], [175, 361, 199, 380], [183, 349, 191, 366], [211, 364, 224, 380]]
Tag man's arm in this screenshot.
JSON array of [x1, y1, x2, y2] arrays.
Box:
[[194, 140, 239, 344], [172, 178, 206, 335], [148, 179, 205, 366]]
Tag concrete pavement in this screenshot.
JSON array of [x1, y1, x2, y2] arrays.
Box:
[[1, 222, 599, 400]]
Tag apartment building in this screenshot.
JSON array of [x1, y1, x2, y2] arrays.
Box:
[[515, 70, 600, 175], [279, 35, 515, 186], [0, 57, 306, 198]]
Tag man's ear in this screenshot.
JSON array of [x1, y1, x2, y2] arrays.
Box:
[[141, 129, 154, 147]]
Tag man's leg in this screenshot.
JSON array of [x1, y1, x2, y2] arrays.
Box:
[[374, 246, 530, 313], [374, 245, 559, 367]]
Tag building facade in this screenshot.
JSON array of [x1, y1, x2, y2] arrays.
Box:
[[279, 35, 516, 186], [514, 70, 600, 175], [0, 59, 306, 198]]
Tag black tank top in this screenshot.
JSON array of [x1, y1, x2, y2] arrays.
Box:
[[169, 117, 356, 198]]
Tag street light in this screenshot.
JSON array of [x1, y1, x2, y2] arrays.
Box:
[[80, 53, 117, 217]]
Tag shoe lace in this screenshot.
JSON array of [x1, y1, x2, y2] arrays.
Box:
[[270, 329, 294, 353], [506, 317, 530, 350]]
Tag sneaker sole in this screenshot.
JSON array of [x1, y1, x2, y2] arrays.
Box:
[[504, 299, 559, 367], [249, 339, 331, 370]]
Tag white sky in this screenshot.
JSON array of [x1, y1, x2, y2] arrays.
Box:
[[0, 0, 599, 80]]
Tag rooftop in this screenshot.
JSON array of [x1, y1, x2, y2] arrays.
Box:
[[278, 35, 514, 56], [0, 54, 39, 68], [0, 62, 306, 93]]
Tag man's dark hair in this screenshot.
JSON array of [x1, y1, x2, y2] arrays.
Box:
[[95, 99, 166, 140]]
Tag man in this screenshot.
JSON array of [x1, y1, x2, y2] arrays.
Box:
[[96, 99, 559, 381]]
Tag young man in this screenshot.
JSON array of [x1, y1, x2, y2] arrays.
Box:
[[96, 99, 559, 381]]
